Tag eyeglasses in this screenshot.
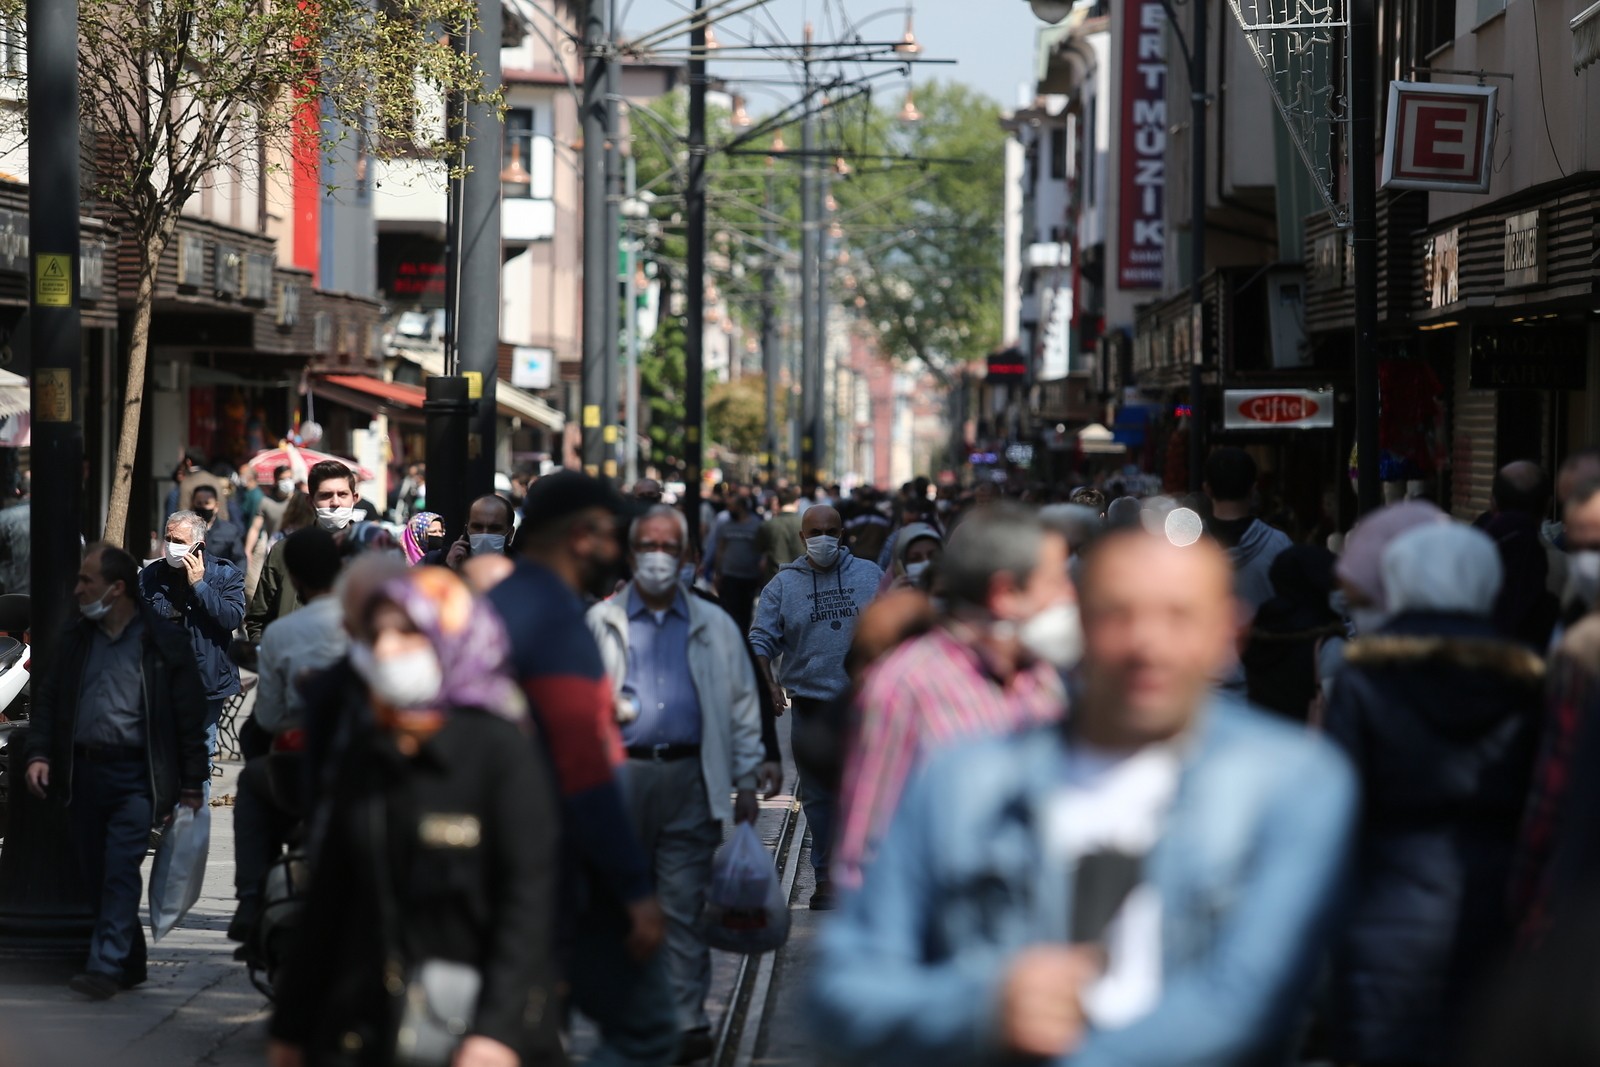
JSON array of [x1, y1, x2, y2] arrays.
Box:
[[635, 541, 683, 555]]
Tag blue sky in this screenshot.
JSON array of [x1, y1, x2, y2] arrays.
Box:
[[616, 0, 1047, 110]]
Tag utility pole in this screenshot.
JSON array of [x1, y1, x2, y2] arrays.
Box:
[[0, 0, 93, 953], [460, 0, 501, 497], [1349, 0, 1380, 515], [604, 2, 623, 483], [581, 0, 610, 477], [761, 167, 778, 485], [1185, 0, 1207, 494], [624, 156, 642, 487], [684, 0, 708, 548], [815, 162, 832, 483], [798, 26, 818, 490]]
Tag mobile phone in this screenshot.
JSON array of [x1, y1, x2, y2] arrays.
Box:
[[1071, 851, 1142, 944]]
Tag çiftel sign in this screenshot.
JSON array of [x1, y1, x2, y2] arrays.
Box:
[[1117, 0, 1166, 290], [1223, 390, 1335, 430], [1381, 81, 1497, 193]]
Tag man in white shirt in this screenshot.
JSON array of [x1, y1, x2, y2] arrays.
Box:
[[229, 527, 348, 943]]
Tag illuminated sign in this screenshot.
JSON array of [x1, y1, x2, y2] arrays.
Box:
[[1117, 0, 1166, 289], [1222, 389, 1334, 430], [1381, 81, 1496, 193]]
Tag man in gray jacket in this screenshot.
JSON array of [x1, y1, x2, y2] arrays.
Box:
[[589, 504, 763, 1064], [749, 504, 882, 909]]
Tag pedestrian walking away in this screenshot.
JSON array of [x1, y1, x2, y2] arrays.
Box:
[[590, 503, 764, 1063], [25, 544, 210, 1000]]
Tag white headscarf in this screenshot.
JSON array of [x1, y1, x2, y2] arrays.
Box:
[[1380, 522, 1503, 618]]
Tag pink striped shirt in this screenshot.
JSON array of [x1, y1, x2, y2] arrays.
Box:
[[837, 625, 1066, 886]]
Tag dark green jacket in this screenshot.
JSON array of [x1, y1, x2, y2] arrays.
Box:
[[246, 538, 300, 642]]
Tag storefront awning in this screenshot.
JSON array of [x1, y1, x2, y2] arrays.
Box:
[[311, 373, 427, 423], [389, 347, 564, 432], [0, 369, 27, 419], [1575, 1, 1600, 73]]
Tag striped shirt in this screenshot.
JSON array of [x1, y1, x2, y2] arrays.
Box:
[[838, 625, 1066, 886]]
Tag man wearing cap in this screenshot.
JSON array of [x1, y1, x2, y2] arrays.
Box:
[[488, 470, 677, 1066]]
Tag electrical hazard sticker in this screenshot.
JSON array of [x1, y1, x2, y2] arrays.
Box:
[[35, 254, 71, 307]]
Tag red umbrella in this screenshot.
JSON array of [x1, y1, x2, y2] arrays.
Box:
[[248, 443, 374, 484]]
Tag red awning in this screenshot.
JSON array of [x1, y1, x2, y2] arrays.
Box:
[[317, 374, 427, 409]]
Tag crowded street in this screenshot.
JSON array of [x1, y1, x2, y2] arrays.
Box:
[[1, 0, 1599, 1065]]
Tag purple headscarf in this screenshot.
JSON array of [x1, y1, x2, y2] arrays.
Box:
[[378, 567, 527, 722], [403, 511, 442, 565]]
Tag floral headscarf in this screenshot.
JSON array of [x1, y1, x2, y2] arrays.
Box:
[[403, 511, 442, 565], [377, 567, 527, 723]]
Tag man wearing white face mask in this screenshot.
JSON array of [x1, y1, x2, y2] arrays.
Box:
[[138, 510, 246, 760], [435, 493, 515, 571], [587, 505, 764, 1061], [248, 460, 364, 641], [837, 505, 1071, 889], [750, 504, 882, 909]]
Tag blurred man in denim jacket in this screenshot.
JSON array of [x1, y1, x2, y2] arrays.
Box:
[[812, 525, 1357, 1067]]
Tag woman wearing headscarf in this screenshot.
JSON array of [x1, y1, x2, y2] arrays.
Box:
[[269, 567, 560, 1067], [1325, 523, 1543, 1067], [402, 511, 444, 566], [875, 521, 942, 596], [1240, 545, 1345, 721]]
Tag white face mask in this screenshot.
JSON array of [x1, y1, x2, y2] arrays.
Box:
[[634, 551, 681, 598], [350, 641, 443, 709], [806, 534, 841, 569], [316, 505, 355, 531], [164, 540, 198, 569], [277, 478, 295, 495], [1018, 602, 1084, 669], [80, 588, 115, 621], [904, 560, 931, 583], [469, 533, 506, 556]]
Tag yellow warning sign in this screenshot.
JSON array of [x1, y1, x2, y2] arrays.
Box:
[[35, 254, 71, 307], [36, 368, 71, 422], [583, 405, 601, 429], [463, 371, 483, 400]]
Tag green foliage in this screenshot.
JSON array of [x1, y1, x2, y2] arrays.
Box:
[[642, 307, 688, 472], [707, 374, 780, 459]]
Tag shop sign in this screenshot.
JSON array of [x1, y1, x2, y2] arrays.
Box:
[[1381, 81, 1496, 193], [511, 346, 553, 390], [79, 239, 104, 301], [1469, 322, 1587, 390], [1423, 227, 1460, 309], [1222, 389, 1334, 430], [0, 211, 28, 274], [1116, 0, 1166, 290], [1502, 210, 1544, 288]]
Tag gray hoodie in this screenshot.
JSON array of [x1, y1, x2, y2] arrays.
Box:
[[749, 548, 883, 702]]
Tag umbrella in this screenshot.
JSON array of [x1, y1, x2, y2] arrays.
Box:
[[248, 442, 373, 485]]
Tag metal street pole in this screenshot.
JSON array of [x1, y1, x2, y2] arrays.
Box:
[[624, 156, 642, 487], [1185, 0, 1207, 494], [460, 0, 501, 498], [1349, 0, 1380, 515], [685, 0, 708, 550], [581, 0, 610, 477], [0, 0, 93, 953], [816, 163, 832, 483], [604, 4, 622, 482], [761, 168, 778, 485], [798, 28, 818, 490]]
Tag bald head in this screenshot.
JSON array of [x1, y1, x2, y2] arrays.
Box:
[[800, 505, 842, 540], [1493, 460, 1550, 517], [1076, 529, 1238, 748]]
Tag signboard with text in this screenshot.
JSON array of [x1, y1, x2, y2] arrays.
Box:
[[1382, 81, 1496, 193], [1222, 389, 1335, 430], [1117, 0, 1166, 289]]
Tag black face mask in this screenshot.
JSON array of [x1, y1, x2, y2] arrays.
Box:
[[425, 534, 447, 552], [196, 507, 216, 523]]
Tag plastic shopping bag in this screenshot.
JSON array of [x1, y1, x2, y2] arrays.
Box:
[[699, 822, 790, 955], [148, 804, 211, 941]]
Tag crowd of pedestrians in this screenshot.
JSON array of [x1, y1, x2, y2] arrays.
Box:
[[27, 444, 1600, 1067]]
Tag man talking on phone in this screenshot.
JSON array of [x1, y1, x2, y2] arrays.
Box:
[[140, 509, 247, 778]]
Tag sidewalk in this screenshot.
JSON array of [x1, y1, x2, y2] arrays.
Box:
[[0, 760, 271, 1067]]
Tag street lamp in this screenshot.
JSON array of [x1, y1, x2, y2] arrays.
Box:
[[897, 87, 922, 123], [1028, 0, 1074, 24], [499, 140, 532, 198], [731, 94, 752, 127], [896, 10, 922, 54]]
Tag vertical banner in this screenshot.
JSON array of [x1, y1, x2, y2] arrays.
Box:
[[1118, 0, 1166, 289]]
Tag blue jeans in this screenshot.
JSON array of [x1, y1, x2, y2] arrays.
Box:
[[568, 904, 680, 1065], [69, 756, 152, 982], [800, 775, 834, 884]]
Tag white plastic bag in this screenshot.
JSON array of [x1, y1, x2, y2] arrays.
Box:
[[148, 804, 211, 941], [699, 822, 790, 954]]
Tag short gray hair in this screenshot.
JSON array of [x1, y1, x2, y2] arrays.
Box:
[[941, 504, 1046, 612], [629, 504, 689, 555], [165, 510, 208, 544]]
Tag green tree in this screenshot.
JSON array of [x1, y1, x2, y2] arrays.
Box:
[[707, 374, 780, 459], [642, 309, 688, 473], [0, 0, 489, 544]]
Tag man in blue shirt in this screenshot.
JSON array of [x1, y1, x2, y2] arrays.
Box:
[[812, 526, 1357, 1067], [589, 504, 763, 1063]]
